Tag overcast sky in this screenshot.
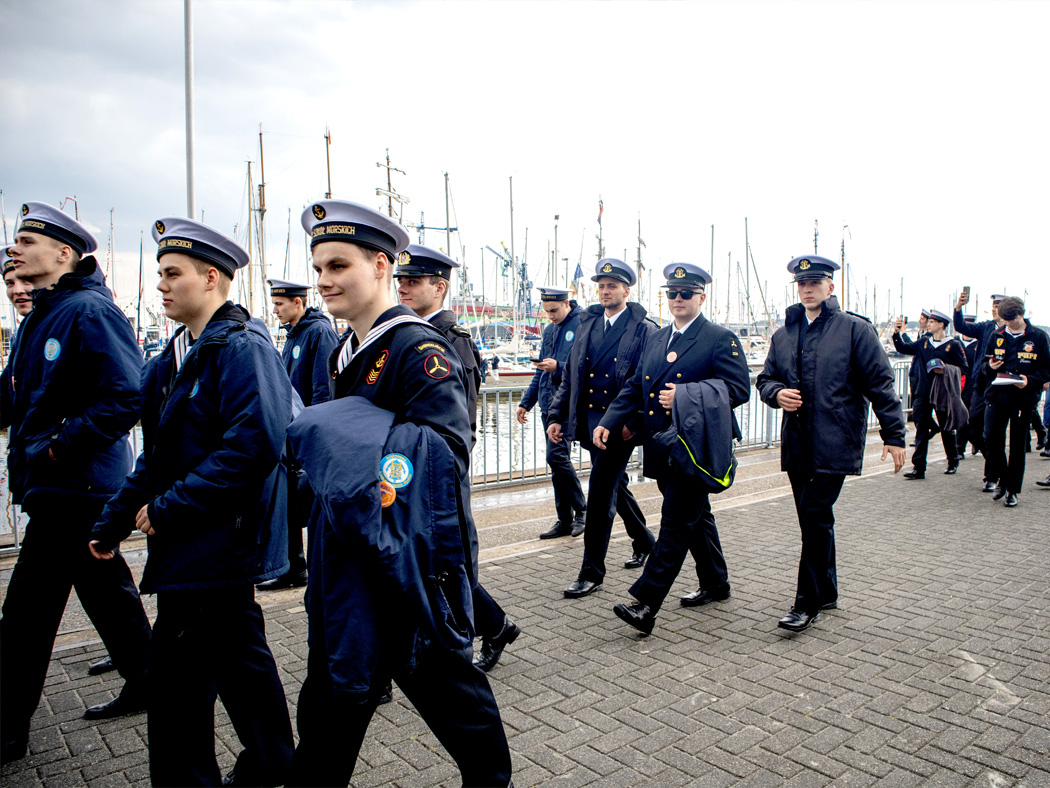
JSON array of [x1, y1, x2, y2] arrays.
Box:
[[2, 0, 1048, 331]]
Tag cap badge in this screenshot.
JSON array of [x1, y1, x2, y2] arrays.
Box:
[[312, 204, 326, 220], [799, 259, 811, 270], [398, 251, 411, 265], [155, 220, 165, 235], [602, 263, 613, 273], [21, 204, 29, 216], [4, 247, 13, 258], [673, 267, 686, 279]]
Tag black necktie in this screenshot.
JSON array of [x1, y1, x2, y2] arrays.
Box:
[[604, 319, 611, 336], [667, 331, 681, 352]]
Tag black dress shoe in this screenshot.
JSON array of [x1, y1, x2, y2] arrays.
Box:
[[570, 514, 585, 538], [377, 680, 393, 705], [256, 570, 308, 591], [539, 521, 573, 539], [903, 469, 925, 480], [473, 616, 521, 672], [613, 602, 655, 635], [982, 480, 998, 493], [943, 465, 958, 475], [778, 607, 820, 633], [1004, 493, 1018, 507], [564, 579, 603, 598], [1036, 476, 1050, 487], [1, 736, 28, 764], [992, 486, 1007, 501], [623, 551, 648, 569], [84, 685, 148, 720], [88, 656, 116, 675], [1041, 448, 1050, 458], [680, 585, 731, 607]]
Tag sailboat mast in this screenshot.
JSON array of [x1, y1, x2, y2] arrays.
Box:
[[246, 161, 255, 317], [184, 0, 196, 218], [136, 231, 144, 343], [324, 127, 333, 199]]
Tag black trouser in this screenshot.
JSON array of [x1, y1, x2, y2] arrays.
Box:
[[984, 400, 1034, 495], [1030, 408, 1047, 448], [0, 508, 151, 745], [787, 471, 846, 614], [543, 412, 586, 524], [910, 399, 958, 472], [578, 417, 654, 583], [629, 476, 727, 614], [473, 582, 507, 638], [286, 470, 310, 576], [148, 585, 293, 786], [289, 641, 512, 787]]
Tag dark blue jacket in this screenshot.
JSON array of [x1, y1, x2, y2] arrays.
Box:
[[756, 297, 906, 475], [520, 302, 582, 416], [91, 302, 291, 592], [281, 307, 339, 406], [667, 380, 739, 493], [288, 397, 474, 699], [892, 331, 968, 401], [4, 256, 141, 511], [548, 301, 658, 444], [600, 313, 751, 480]]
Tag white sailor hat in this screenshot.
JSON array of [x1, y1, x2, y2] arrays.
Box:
[[2, 245, 15, 276], [928, 309, 951, 325], [395, 244, 460, 280], [963, 314, 977, 323], [152, 217, 249, 278], [662, 262, 712, 289], [268, 278, 310, 298], [920, 308, 932, 319], [17, 201, 98, 255], [592, 257, 636, 286], [787, 255, 839, 281], [991, 294, 1008, 303], [537, 286, 572, 302], [301, 200, 410, 260]]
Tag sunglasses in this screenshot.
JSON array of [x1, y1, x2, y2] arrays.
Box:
[[664, 289, 702, 300]]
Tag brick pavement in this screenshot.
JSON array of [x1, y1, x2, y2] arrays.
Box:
[[2, 452, 1049, 786]]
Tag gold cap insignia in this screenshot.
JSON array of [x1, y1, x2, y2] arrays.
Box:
[[602, 263, 612, 273], [313, 204, 326, 220], [673, 267, 686, 279], [21, 204, 29, 216], [398, 252, 411, 265], [799, 259, 811, 270], [155, 220, 165, 234]]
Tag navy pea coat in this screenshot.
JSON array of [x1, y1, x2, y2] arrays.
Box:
[[756, 297, 906, 476], [548, 301, 657, 443], [520, 302, 582, 416], [91, 303, 292, 592], [281, 306, 339, 406], [600, 313, 751, 480], [3, 256, 141, 511], [288, 397, 473, 699]]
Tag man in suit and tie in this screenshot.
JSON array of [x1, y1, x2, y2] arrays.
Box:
[[596, 263, 751, 636], [547, 258, 658, 599]]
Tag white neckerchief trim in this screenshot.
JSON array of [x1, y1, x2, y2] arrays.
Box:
[[173, 331, 191, 373], [336, 313, 433, 374]]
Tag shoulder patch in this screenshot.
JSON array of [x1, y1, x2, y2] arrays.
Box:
[[424, 353, 451, 379], [415, 340, 450, 355]]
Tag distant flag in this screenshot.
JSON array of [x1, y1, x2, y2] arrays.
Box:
[[573, 262, 584, 281], [597, 199, 603, 225]]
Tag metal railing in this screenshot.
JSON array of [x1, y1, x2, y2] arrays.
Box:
[[470, 361, 915, 488]]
